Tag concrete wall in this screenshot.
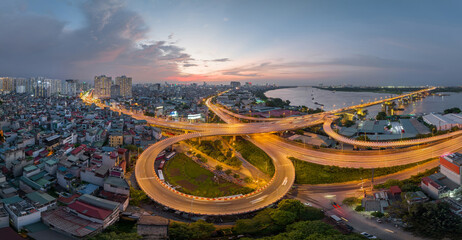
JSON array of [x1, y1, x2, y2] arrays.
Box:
[[103, 183, 129, 196], [80, 170, 105, 186], [441, 165, 461, 185]]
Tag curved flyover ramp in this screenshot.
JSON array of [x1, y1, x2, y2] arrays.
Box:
[[257, 133, 462, 168], [323, 117, 462, 148], [135, 131, 295, 215]]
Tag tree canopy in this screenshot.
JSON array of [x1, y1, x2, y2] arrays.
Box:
[[169, 220, 215, 240], [375, 111, 387, 120]]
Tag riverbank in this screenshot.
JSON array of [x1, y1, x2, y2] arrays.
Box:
[[312, 86, 424, 94]]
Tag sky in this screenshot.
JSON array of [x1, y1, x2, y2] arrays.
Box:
[[0, 0, 461, 86]]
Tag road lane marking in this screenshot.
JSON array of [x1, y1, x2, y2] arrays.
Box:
[[252, 192, 263, 197], [282, 177, 288, 186], [250, 195, 268, 204]]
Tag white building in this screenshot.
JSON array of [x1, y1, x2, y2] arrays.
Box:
[[423, 113, 462, 131], [440, 153, 462, 185], [1, 196, 41, 230]]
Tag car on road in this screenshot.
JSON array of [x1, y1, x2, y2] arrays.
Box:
[[360, 232, 377, 239], [376, 219, 382, 223], [330, 215, 342, 223], [303, 202, 312, 206]]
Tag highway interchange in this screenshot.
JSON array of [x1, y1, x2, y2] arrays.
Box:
[[82, 87, 462, 215]]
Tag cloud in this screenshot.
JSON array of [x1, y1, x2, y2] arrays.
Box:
[[214, 55, 433, 80], [210, 58, 231, 62], [183, 63, 198, 67], [222, 71, 260, 77], [202, 58, 231, 63], [0, 0, 193, 82]]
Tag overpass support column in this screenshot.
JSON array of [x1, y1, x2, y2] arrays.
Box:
[[232, 135, 236, 142]]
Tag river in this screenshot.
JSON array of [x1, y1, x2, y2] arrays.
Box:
[[265, 86, 462, 117]]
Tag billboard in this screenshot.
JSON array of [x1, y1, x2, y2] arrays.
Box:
[[187, 114, 201, 120]]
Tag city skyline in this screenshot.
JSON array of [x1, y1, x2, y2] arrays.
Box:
[[1, 0, 462, 85]]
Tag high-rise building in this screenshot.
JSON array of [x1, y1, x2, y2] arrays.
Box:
[[230, 81, 241, 88], [94, 75, 112, 99], [110, 85, 121, 98], [80, 81, 90, 92], [115, 75, 132, 98], [63, 79, 79, 96], [0, 77, 15, 92], [30, 77, 62, 97], [14, 78, 28, 93]]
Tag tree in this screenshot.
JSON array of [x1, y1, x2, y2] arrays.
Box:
[[189, 220, 215, 239], [234, 219, 260, 235], [300, 206, 325, 221], [91, 232, 141, 240], [225, 169, 232, 175], [371, 211, 384, 218], [444, 107, 461, 114], [215, 165, 223, 171], [376, 111, 387, 120], [404, 201, 462, 239], [129, 187, 148, 206], [270, 210, 297, 226], [342, 119, 355, 127], [124, 144, 139, 152], [356, 135, 370, 141], [286, 220, 337, 237], [277, 199, 305, 219], [277, 199, 324, 221], [355, 205, 364, 212], [342, 197, 361, 207], [169, 222, 191, 240]]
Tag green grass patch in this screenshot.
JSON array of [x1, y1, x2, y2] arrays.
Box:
[[187, 139, 242, 167], [233, 137, 275, 176], [163, 153, 253, 198], [291, 157, 436, 184], [374, 166, 439, 191]]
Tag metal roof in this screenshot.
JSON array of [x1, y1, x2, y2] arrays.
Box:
[[104, 177, 129, 189], [78, 194, 119, 211], [25, 191, 56, 205]]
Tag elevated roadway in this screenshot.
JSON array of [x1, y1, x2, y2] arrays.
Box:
[[322, 116, 462, 148], [135, 130, 295, 215], [257, 133, 462, 168], [207, 96, 462, 168], [211, 87, 435, 122], [84, 86, 460, 216]]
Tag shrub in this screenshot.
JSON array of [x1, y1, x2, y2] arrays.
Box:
[[342, 197, 361, 207], [355, 205, 365, 212], [371, 211, 384, 218]]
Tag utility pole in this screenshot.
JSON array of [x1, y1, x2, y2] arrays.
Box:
[[371, 168, 374, 192]]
